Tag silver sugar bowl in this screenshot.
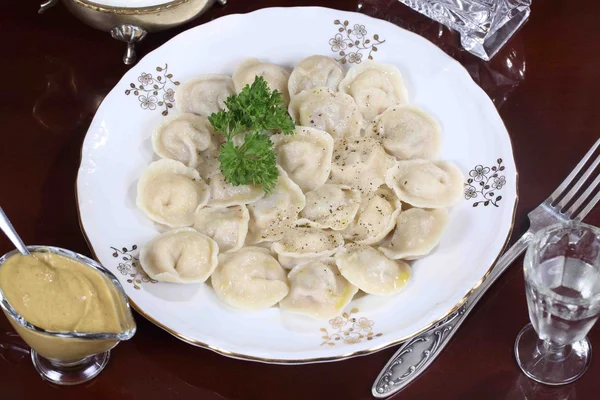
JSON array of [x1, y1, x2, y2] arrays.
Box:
[[39, 0, 226, 65]]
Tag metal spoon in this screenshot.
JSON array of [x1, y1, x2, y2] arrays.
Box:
[[0, 207, 30, 256]]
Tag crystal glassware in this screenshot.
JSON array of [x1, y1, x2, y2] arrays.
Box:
[[515, 222, 600, 385], [397, 0, 532, 60], [0, 246, 136, 385]]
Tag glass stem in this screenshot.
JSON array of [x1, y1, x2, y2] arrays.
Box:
[[537, 340, 569, 362], [48, 355, 93, 368]]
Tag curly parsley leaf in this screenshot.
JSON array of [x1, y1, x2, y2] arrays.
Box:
[[208, 76, 295, 192], [218, 132, 278, 193]]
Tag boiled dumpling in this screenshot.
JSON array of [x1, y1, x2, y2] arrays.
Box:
[[277, 254, 331, 270], [161, 117, 222, 181], [288, 55, 344, 97], [247, 167, 306, 243], [139, 228, 219, 283], [194, 205, 249, 253], [335, 244, 411, 295], [196, 147, 222, 181], [342, 185, 401, 245], [174, 75, 235, 117], [272, 227, 344, 259], [211, 247, 289, 310], [232, 58, 290, 105], [271, 126, 334, 192], [279, 259, 358, 319], [379, 208, 449, 260], [385, 160, 464, 208], [366, 105, 441, 160], [296, 184, 360, 230], [207, 173, 264, 207], [137, 159, 209, 227], [152, 114, 217, 168], [189, 129, 224, 182], [329, 137, 395, 193], [338, 61, 408, 122], [251, 240, 276, 253], [288, 87, 363, 139]]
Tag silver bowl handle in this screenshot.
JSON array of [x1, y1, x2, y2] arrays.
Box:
[[110, 24, 148, 65], [39, 0, 58, 14]]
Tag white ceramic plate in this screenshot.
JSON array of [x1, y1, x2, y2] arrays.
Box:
[[76, 7, 517, 363]]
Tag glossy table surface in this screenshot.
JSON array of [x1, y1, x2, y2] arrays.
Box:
[[1, 1, 599, 399]]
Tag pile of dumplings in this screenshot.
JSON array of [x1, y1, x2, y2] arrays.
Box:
[[136, 55, 464, 320]]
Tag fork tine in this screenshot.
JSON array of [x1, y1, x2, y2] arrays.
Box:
[[569, 174, 600, 218], [546, 139, 600, 204], [556, 153, 600, 211], [574, 189, 600, 222]]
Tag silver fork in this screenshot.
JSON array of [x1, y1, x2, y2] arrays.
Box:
[[373, 139, 600, 398]]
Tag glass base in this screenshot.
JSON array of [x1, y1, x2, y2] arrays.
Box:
[[31, 350, 110, 385], [514, 323, 591, 386]]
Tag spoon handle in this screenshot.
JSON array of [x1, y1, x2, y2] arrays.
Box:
[[0, 207, 30, 256], [372, 232, 534, 397]]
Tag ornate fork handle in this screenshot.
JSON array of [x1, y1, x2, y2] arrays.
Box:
[[372, 231, 534, 398]]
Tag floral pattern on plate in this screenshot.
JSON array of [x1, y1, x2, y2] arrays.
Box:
[[464, 158, 506, 207], [125, 64, 180, 116], [330, 19, 386, 64], [320, 308, 382, 346], [111, 245, 156, 290]]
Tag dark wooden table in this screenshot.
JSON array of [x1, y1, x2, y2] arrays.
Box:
[[1, 1, 599, 399]]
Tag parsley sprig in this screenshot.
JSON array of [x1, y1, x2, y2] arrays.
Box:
[[208, 77, 294, 193]]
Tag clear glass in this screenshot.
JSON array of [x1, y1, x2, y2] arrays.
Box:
[[0, 246, 136, 385], [397, 0, 532, 60], [515, 222, 600, 385]]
